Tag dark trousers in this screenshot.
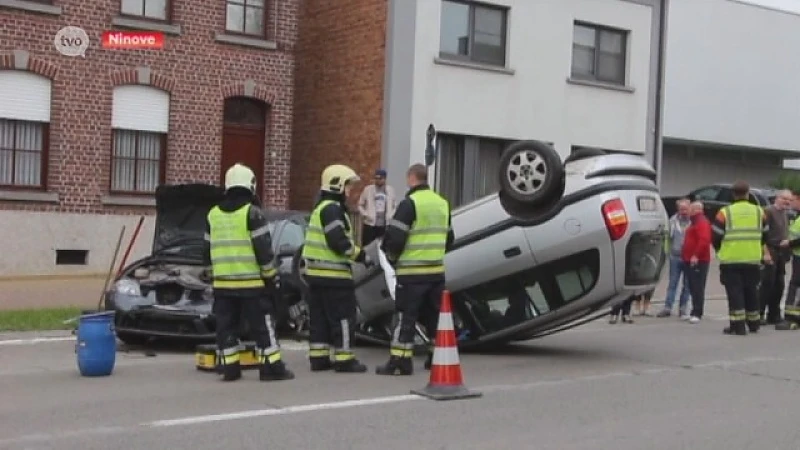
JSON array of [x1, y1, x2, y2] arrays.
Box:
[[214, 290, 279, 368], [687, 262, 710, 318], [783, 257, 800, 323], [611, 297, 633, 316], [361, 225, 385, 246], [720, 264, 761, 326], [307, 284, 358, 359], [759, 262, 786, 322], [392, 280, 444, 355]]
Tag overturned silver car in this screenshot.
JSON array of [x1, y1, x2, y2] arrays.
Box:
[[330, 141, 668, 349]]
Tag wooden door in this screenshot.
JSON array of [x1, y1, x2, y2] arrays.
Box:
[[220, 97, 267, 188]]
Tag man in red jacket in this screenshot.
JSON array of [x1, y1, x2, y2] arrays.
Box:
[[683, 201, 712, 324]]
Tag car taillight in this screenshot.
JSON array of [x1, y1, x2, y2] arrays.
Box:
[[602, 198, 628, 241]]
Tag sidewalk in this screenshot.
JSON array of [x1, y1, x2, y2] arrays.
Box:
[[0, 261, 731, 311]]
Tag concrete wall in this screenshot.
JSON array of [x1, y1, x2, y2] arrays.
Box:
[[382, 0, 663, 193], [0, 212, 155, 277], [663, 0, 800, 153]]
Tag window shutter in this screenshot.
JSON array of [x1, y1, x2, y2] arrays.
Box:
[[0, 71, 51, 122], [112, 85, 170, 133]]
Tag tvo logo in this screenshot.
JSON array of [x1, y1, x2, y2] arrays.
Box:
[[54, 26, 90, 57]]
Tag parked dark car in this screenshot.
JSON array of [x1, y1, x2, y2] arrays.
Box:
[[104, 184, 310, 345], [663, 184, 778, 221]]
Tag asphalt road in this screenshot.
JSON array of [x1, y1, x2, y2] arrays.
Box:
[[2, 300, 800, 450]]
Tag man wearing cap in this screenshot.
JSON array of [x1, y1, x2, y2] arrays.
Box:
[[358, 168, 397, 246]]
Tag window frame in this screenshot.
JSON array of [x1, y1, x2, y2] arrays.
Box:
[[438, 0, 509, 67], [435, 133, 513, 208], [224, 0, 269, 39], [118, 0, 174, 23], [571, 21, 629, 86], [0, 119, 50, 191], [109, 128, 168, 196]]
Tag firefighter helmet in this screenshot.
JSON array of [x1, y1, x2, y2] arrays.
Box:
[[224, 163, 256, 192], [320, 164, 360, 193]]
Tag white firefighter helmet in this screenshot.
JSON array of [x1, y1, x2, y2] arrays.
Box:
[[224, 163, 256, 192], [320, 164, 360, 193]]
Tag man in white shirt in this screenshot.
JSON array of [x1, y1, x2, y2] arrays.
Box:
[[358, 169, 397, 245]]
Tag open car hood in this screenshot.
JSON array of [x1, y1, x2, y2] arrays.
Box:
[[152, 184, 225, 258]]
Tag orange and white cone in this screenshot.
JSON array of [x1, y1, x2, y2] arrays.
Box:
[[411, 290, 482, 401]]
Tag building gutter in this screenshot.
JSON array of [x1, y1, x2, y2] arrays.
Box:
[[653, 0, 669, 189]]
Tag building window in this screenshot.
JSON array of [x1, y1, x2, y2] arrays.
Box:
[[111, 130, 166, 193], [439, 0, 508, 67], [436, 134, 511, 208], [571, 22, 628, 85], [226, 0, 266, 36], [0, 119, 48, 189], [120, 0, 169, 21]]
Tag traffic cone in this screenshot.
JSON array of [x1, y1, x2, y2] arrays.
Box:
[[410, 290, 482, 401]]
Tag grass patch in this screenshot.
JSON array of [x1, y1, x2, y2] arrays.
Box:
[[0, 306, 85, 331]]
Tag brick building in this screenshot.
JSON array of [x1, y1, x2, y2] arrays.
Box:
[[0, 0, 298, 277]]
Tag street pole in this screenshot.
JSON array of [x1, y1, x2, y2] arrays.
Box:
[[425, 123, 437, 192]]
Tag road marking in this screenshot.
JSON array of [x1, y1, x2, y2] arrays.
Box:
[[0, 336, 74, 346], [148, 394, 420, 427]]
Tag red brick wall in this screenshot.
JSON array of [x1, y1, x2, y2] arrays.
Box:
[[0, 0, 299, 214], [289, 0, 387, 211]]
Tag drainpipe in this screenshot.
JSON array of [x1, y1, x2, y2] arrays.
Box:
[[653, 0, 669, 190]]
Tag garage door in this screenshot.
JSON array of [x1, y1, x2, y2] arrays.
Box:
[[0, 70, 51, 121], [111, 85, 169, 132]]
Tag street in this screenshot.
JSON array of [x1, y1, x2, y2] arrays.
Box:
[[1, 299, 799, 450]]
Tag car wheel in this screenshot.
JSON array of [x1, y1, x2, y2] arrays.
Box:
[[499, 140, 565, 206], [563, 147, 606, 164], [290, 245, 310, 294]]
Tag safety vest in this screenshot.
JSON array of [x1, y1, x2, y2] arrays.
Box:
[[302, 199, 355, 280], [207, 204, 271, 289], [790, 216, 800, 257], [395, 189, 450, 276], [717, 201, 763, 265]]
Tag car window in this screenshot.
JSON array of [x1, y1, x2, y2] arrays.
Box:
[[456, 249, 599, 333], [717, 189, 733, 203], [692, 187, 721, 201]]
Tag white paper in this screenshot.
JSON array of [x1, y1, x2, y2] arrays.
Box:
[[377, 247, 397, 301]]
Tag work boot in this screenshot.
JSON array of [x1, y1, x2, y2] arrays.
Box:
[[723, 322, 747, 336], [746, 320, 760, 333], [259, 361, 295, 381], [775, 320, 799, 331], [423, 352, 433, 371], [333, 359, 368, 373], [375, 356, 413, 376], [220, 363, 242, 382], [309, 356, 333, 372]]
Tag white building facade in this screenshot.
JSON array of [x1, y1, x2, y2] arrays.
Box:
[[660, 0, 800, 195], [381, 0, 667, 207]]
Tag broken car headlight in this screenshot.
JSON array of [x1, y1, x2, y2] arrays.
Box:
[[114, 278, 142, 297]]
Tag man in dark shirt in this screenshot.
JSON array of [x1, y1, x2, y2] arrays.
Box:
[[759, 190, 793, 325]]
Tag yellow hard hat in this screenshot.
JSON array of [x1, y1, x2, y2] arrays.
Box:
[[320, 164, 360, 193], [224, 163, 256, 192]]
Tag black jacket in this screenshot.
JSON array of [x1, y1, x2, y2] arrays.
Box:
[[306, 190, 365, 287], [381, 184, 454, 283], [203, 187, 275, 295]]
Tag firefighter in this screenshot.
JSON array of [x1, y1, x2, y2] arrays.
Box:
[[376, 163, 454, 376], [711, 180, 769, 336], [204, 163, 294, 382], [777, 191, 800, 330], [302, 164, 370, 373]]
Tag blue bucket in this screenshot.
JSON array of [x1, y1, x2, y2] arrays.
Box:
[[75, 311, 117, 377]]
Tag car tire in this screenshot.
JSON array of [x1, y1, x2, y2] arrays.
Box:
[[563, 147, 606, 164], [498, 140, 565, 206], [290, 245, 310, 295]]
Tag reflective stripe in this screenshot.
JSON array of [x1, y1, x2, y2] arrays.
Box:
[[388, 219, 409, 232], [204, 233, 211, 241], [437, 312, 453, 331], [745, 311, 760, 321], [302, 199, 356, 280], [729, 309, 746, 321], [218, 345, 241, 365], [341, 319, 351, 351], [711, 224, 725, 235], [431, 346, 460, 366], [333, 351, 355, 361], [251, 224, 270, 238]]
